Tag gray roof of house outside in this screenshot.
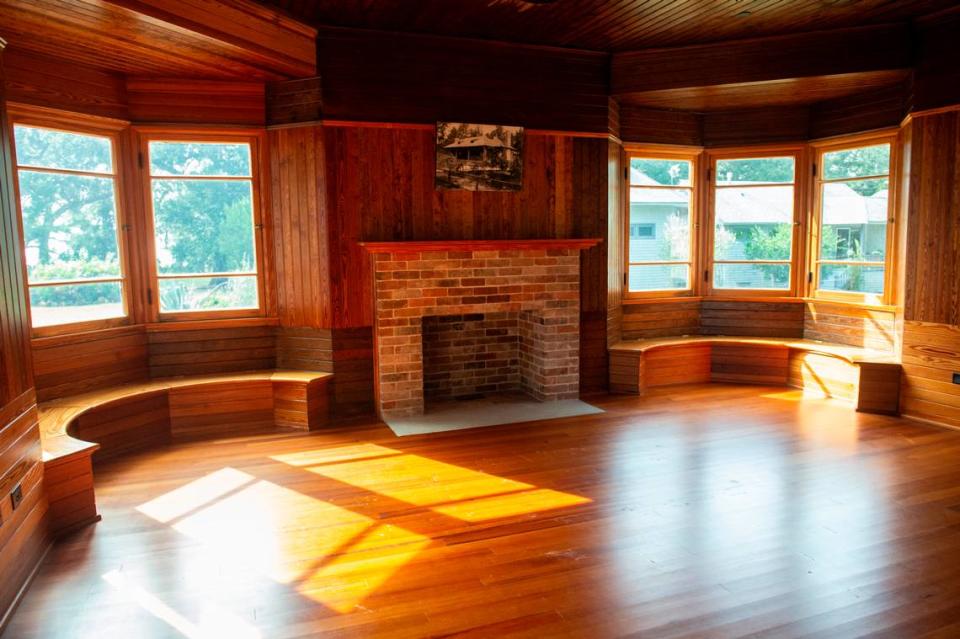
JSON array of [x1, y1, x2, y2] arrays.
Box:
[[630, 168, 887, 225]]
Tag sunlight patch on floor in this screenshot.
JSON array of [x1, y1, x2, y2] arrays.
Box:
[[102, 569, 261, 639], [274, 443, 592, 523], [134, 443, 590, 616]]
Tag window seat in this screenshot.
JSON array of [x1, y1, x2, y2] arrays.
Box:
[[39, 369, 332, 535], [609, 336, 901, 413]]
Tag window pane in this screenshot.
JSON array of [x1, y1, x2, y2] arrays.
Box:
[[152, 180, 255, 275], [149, 142, 252, 176], [822, 144, 890, 180], [819, 264, 884, 294], [716, 157, 794, 184], [629, 264, 689, 292], [19, 171, 122, 282], [820, 180, 888, 262], [29, 282, 124, 327], [630, 158, 691, 186], [629, 188, 690, 263], [714, 185, 793, 260], [714, 263, 790, 290], [13, 125, 113, 173], [159, 276, 258, 312]]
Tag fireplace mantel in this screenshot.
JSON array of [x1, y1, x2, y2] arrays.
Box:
[[359, 238, 602, 253]]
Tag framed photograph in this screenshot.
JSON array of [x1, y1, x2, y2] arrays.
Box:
[[435, 122, 523, 191]]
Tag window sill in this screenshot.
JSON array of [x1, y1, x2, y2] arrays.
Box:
[[621, 294, 897, 313]]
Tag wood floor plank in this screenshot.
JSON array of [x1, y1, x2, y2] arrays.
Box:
[[5, 384, 960, 638]]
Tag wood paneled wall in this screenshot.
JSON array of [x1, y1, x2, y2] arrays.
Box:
[[700, 300, 804, 338], [803, 301, 898, 354], [145, 325, 277, 378], [621, 300, 804, 341], [270, 122, 613, 404], [618, 99, 905, 147], [269, 125, 331, 328], [126, 79, 265, 126], [31, 327, 149, 402], [900, 109, 960, 427], [0, 46, 49, 627], [315, 27, 610, 132], [3, 49, 128, 121], [5, 51, 268, 125]]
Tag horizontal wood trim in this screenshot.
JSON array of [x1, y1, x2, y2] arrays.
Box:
[[358, 239, 603, 253]]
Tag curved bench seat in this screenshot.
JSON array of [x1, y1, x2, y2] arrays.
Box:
[[609, 336, 901, 414], [40, 369, 332, 535]]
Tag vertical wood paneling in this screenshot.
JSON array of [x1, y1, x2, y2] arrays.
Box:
[[899, 110, 960, 429], [903, 111, 960, 325], [0, 46, 49, 625], [269, 125, 332, 329]]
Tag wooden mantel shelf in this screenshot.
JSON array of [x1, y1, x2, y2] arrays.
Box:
[[358, 238, 603, 253]]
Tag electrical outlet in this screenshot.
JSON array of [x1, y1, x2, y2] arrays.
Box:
[[10, 484, 23, 511], [953, 372, 960, 385]]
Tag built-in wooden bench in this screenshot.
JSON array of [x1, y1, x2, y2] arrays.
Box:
[[39, 370, 332, 535], [609, 336, 901, 414]]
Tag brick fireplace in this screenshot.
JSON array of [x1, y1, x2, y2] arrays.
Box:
[[361, 239, 600, 419]]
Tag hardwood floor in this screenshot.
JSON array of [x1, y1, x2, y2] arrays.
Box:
[[5, 384, 960, 638]]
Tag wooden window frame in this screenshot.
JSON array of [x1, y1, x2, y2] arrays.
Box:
[[8, 105, 136, 337], [704, 145, 807, 299], [623, 146, 702, 300], [136, 127, 270, 322], [807, 131, 899, 307]]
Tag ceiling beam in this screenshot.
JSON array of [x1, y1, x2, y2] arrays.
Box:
[[611, 23, 913, 96]]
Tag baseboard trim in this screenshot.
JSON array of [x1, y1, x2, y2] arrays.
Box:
[[0, 540, 52, 636], [902, 412, 960, 432]]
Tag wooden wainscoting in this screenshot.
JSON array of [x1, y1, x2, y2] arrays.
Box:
[[622, 299, 701, 340], [700, 300, 804, 338], [901, 321, 960, 429], [804, 301, 898, 353], [146, 323, 278, 378], [32, 326, 149, 402]]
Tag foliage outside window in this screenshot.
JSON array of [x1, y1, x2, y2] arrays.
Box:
[[711, 155, 796, 291], [814, 142, 891, 299], [146, 140, 260, 314], [626, 156, 695, 294], [13, 124, 126, 328]]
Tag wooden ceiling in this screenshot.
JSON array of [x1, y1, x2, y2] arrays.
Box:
[[261, 0, 957, 52], [619, 70, 911, 111], [0, 0, 316, 80]]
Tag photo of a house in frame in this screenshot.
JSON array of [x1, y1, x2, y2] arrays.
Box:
[[435, 122, 523, 191]]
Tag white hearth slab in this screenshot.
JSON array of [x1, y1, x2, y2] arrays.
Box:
[[383, 395, 604, 437]]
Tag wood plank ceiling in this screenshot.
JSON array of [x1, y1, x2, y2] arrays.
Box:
[[0, 0, 316, 79], [261, 0, 957, 52]]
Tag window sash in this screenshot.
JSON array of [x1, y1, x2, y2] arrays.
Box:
[[707, 151, 801, 295], [12, 121, 129, 332], [625, 151, 698, 298], [811, 137, 894, 303], [141, 133, 265, 319]]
